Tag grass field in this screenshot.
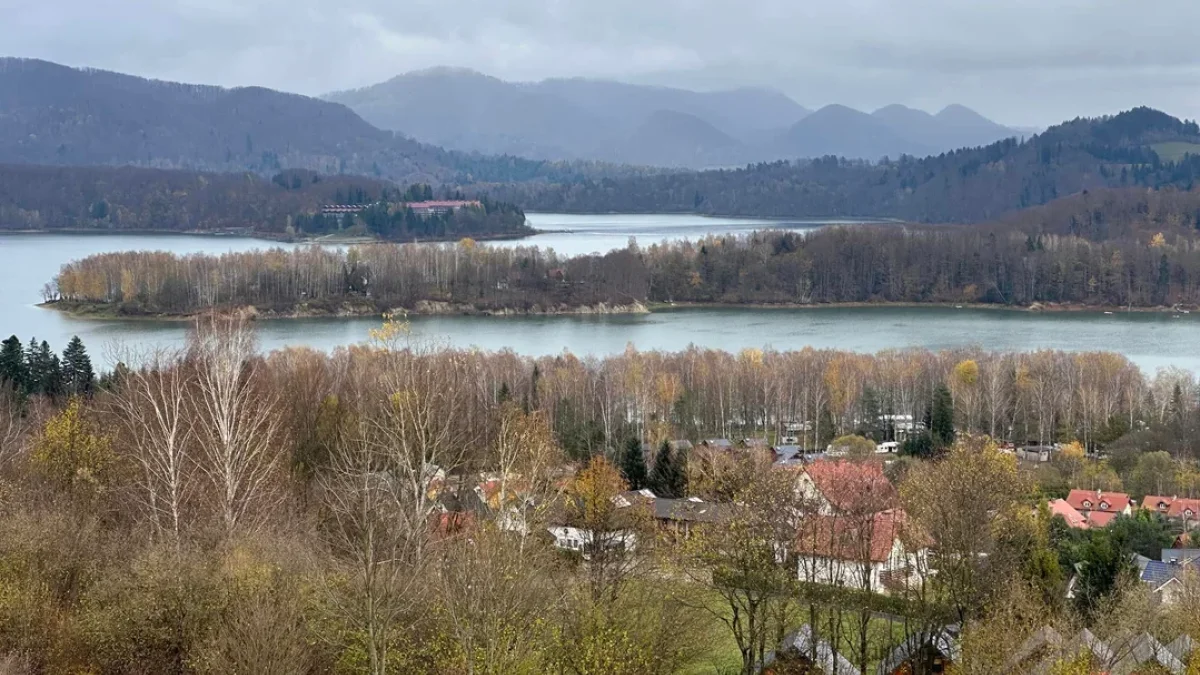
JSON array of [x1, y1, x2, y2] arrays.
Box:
[[1151, 141, 1200, 162]]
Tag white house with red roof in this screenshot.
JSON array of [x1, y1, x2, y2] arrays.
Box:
[[794, 509, 930, 592], [1142, 495, 1200, 525]]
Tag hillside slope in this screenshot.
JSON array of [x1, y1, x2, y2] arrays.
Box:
[[488, 108, 1200, 223]]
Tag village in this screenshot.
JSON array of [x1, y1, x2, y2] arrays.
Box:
[[426, 418, 1200, 674]]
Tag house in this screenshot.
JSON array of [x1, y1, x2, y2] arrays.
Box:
[[545, 489, 650, 555], [762, 624, 856, 675], [1017, 445, 1055, 463], [702, 438, 734, 450], [1048, 498, 1118, 529], [1138, 549, 1200, 603], [1141, 495, 1200, 524], [1049, 499, 1090, 529], [795, 509, 930, 592], [652, 497, 727, 538], [320, 204, 369, 217], [1064, 489, 1133, 525], [876, 629, 959, 675], [1112, 633, 1187, 674], [405, 199, 481, 216], [772, 444, 802, 463], [667, 439, 694, 453], [796, 459, 898, 516]]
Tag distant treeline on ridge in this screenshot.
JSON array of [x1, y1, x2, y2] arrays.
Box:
[[0, 165, 529, 241]]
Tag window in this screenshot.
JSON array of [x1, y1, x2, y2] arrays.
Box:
[[1082, 500, 1092, 509], [1099, 501, 1109, 511]]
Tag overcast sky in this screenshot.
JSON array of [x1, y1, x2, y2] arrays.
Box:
[[6, 0, 1200, 127]]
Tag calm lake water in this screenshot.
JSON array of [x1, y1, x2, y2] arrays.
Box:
[[1, 214, 1198, 372]]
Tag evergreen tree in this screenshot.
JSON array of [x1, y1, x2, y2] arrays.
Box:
[[0, 335, 26, 393], [649, 441, 686, 498], [619, 435, 647, 491], [931, 384, 956, 449], [25, 340, 63, 397], [62, 336, 96, 396]]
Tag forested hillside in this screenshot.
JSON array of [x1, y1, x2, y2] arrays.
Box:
[[50, 224, 1200, 316], [0, 165, 529, 240], [0, 58, 645, 185], [490, 108, 1200, 223]]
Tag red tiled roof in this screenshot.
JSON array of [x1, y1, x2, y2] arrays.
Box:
[[1085, 510, 1118, 528], [805, 459, 898, 513], [1049, 499, 1089, 529], [1065, 489, 1131, 514], [1142, 495, 1200, 520], [796, 509, 916, 563]]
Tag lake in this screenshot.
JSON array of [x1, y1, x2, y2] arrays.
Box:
[[1, 214, 1198, 373]]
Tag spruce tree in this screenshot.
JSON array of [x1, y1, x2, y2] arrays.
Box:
[[931, 383, 956, 449], [649, 441, 686, 498], [0, 335, 25, 393], [62, 336, 96, 396], [619, 435, 647, 491]]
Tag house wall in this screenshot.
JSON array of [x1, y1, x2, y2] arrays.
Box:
[[547, 526, 637, 554], [797, 540, 928, 593]]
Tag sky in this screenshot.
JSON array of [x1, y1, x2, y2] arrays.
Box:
[[5, 0, 1200, 127]]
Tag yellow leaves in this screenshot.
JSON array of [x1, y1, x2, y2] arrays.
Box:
[[1059, 441, 1086, 460], [1150, 232, 1167, 248], [119, 269, 137, 302], [688, 271, 702, 288], [1047, 652, 1095, 675], [953, 359, 979, 387], [738, 348, 764, 369], [568, 456, 627, 527], [457, 237, 477, 250], [31, 397, 115, 490], [369, 312, 410, 346]]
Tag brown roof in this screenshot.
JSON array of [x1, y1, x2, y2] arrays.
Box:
[[805, 459, 898, 513], [795, 509, 916, 563], [1066, 489, 1131, 514]]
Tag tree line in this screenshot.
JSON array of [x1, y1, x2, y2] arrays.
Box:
[[0, 322, 1197, 673], [0, 335, 96, 399], [0, 165, 529, 241], [51, 225, 1200, 315], [482, 107, 1200, 224]]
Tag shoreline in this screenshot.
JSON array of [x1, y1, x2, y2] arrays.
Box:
[[0, 227, 544, 245], [40, 298, 1197, 322]]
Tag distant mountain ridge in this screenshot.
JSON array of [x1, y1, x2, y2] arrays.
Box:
[[326, 68, 1024, 168], [0, 58, 644, 185]]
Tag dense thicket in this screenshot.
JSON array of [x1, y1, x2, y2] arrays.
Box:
[[0, 58, 655, 185], [487, 108, 1200, 223], [0, 165, 529, 239], [0, 326, 1198, 674], [52, 225, 1200, 314]]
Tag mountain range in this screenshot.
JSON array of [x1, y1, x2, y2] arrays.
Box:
[[0, 58, 636, 185], [325, 68, 1025, 168]]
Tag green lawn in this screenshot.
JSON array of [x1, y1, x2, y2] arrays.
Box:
[[1150, 142, 1200, 162]]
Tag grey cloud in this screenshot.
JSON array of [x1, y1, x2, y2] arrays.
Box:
[[4, 0, 1200, 126]]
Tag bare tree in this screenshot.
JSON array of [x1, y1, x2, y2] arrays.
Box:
[[189, 316, 282, 534], [0, 387, 24, 470], [319, 426, 426, 675], [108, 347, 195, 543], [434, 524, 561, 675]]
